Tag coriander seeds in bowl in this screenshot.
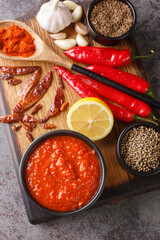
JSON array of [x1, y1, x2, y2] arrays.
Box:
[[117, 122, 160, 176]]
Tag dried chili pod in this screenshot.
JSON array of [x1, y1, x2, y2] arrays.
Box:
[[26, 132, 34, 142], [0, 73, 13, 80], [1, 66, 40, 75], [13, 71, 52, 113], [0, 114, 38, 123], [30, 103, 42, 115], [17, 68, 41, 99], [8, 78, 22, 86], [39, 87, 64, 122]]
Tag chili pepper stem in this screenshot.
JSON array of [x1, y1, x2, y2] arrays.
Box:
[[131, 50, 155, 62], [134, 115, 158, 126], [146, 88, 155, 99], [152, 114, 160, 122]]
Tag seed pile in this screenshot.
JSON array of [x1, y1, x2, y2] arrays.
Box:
[[90, 0, 133, 38], [121, 126, 160, 172]]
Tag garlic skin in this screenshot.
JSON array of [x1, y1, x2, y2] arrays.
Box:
[[37, 0, 72, 33]]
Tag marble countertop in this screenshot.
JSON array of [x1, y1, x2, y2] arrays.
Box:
[[0, 0, 160, 239]]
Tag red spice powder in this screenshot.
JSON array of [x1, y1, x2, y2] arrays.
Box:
[[0, 25, 36, 57]]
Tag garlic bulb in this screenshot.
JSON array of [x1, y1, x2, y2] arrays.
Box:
[[37, 0, 72, 33]]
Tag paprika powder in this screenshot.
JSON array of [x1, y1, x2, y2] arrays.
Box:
[[0, 25, 36, 57]]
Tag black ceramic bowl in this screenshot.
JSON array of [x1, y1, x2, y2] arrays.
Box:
[[87, 0, 136, 46], [19, 130, 106, 217], [117, 122, 160, 176]]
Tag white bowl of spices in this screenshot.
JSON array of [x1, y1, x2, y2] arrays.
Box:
[[117, 122, 160, 176], [87, 0, 136, 46]]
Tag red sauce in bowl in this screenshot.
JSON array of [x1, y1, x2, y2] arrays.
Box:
[[25, 136, 101, 212]]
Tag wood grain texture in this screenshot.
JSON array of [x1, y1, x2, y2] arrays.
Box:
[[0, 0, 159, 224]]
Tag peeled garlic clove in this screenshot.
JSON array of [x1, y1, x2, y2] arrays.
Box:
[[76, 34, 88, 46], [75, 22, 89, 35], [71, 6, 83, 23], [54, 39, 77, 50], [63, 0, 78, 10], [49, 32, 66, 40]]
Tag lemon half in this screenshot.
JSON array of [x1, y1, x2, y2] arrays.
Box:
[[67, 97, 114, 141]]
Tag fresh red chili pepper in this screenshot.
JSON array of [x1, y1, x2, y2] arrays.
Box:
[[1, 66, 40, 75], [86, 65, 154, 98], [17, 68, 41, 99], [71, 74, 151, 118], [64, 47, 154, 67], [54, 66, 147, 123], [0, 114, 38, 123], [39, 87, 64, 122], [13, 71, 52, 113]]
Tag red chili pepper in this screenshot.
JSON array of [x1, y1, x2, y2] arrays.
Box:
[[8, 78, 22, 86], [13, 71, 52, 113], [39, 87, 64, 122], [71, 74, 151, 118], [54, 66, 147, 123], [17, 68, 41, 99], [1, 66, 40, 75], [0, 114, 38, 123], [64, 47, 154, 67], [86, 65, 154, 98]]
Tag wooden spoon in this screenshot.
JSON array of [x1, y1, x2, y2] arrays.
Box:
[[0, 20, 160, 109], [0, 19, 72, 69]]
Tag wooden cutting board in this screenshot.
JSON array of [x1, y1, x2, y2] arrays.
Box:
[[0, 0, 159, 224]]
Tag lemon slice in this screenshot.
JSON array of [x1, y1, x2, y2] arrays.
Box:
[[67, 97, 114, 141]]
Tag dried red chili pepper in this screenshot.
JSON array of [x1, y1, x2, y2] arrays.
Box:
[[13, 71, 52, 113], [8, 78, 22, 86], [17, 68, 41, 99], [30, 103, 42, 115], [39, 87, 64, 122], [11, 125, 22, 132], [86, 65, 154, 98], [20, 122, 32, 132], [71, 74, 151, 118], [0, 73, 13, 80], [26, 132, 34, 142], [64, 47, 154, 67], [1, 66, 40, 75], [57, 75, 64, 89], [60, 102, 69, 111], [42, 123, 56, 129], [54, 67, 152, 123], [0, 114, 38, 123]]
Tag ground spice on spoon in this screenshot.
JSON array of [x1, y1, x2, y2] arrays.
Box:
[[0, 25, 36, 57]]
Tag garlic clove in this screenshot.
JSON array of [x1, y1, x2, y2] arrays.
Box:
[[75, 22, 89, 35], [76, 34, 88, 46], [49, 32, 67, 40], [71, 5, 83, 23], [63, 0, 78, 10], [54, 39, 77, 50]]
